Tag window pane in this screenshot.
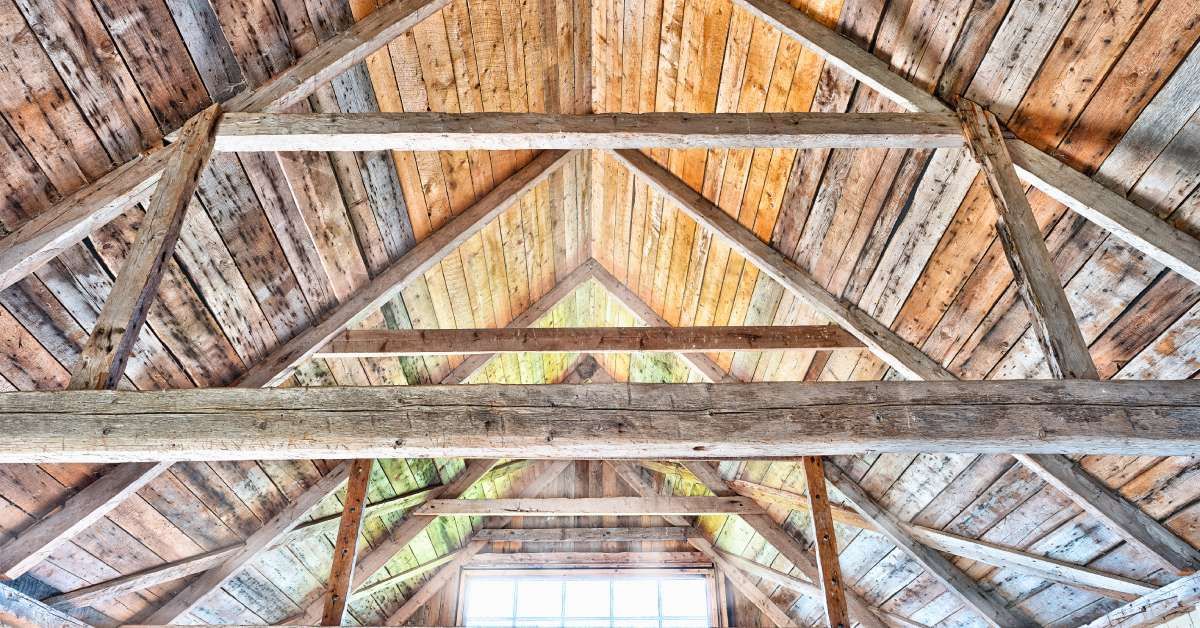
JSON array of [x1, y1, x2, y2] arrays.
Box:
[[466, 578, 514, 619], [662, 620, 710, 627], [565, 580, 611, 617], [613, 620, 658, 627], [612, 579, 659, 617], [517, 579, 563, 617], [564, 620, 611, 628], [659, 578, 708, 617]]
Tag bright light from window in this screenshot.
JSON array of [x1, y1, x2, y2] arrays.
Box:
[[461, 573, 711, 627]]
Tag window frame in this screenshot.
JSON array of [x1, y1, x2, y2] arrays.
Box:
[[454, 568, 723, 627]]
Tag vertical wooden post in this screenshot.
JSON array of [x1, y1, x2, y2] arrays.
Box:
[[321, 459, 374, 625], [802, 456, 849, 627]]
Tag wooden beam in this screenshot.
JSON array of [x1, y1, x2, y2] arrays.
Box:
[[611, 148, 953, 381], [821, 461, 1027, 627], [412, 496, 764, 516], [236, 149, 574, 387], [730, 0, 1200, 286], [589, 262, 738, 383], [802, 457, 849, 627], [688, 536, 794, 627], [288, 459, 499, 625], [468, 551, 711, 568], [677, 462, 888, 628], [8, 380, 1200, 462], [320, 459, 373, 625], [727, 479, 1155, 601], [316, 325, 862, 357], [69, 105, 220, 390], [473, 527, 691, 543], [348, 552, 457, 602], [0, 462, 170, 580], [0, 585, 90, 627], [141, 463, 351, 625], [212, 112, 964, 151], [439, 260, 599, 384], [1083, 571, 1200, 627], [1015, 453, 1200, 576], [716, 552, 933, 628], [382, 460, 573, 626], [958, 100, 1097, 380], [41, 546, 240, 611], [0, 0, 452, 292]]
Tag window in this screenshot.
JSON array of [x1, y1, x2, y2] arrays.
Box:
[[460, 572, 714, 627]]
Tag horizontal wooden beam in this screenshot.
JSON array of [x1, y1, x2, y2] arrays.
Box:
[[2, 379, 1200, 461], [467, 551, 711, 568], [413, 496, 763, 516], [212, 112, 964, 152], [3, 381, 1200, 462], [473, 527, 691, 543], [316, 325, 863, 357]]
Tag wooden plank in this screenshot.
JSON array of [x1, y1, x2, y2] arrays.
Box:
[[821, 461, 1028, 627], [688, 536, 794, 627], [1083, 571, 1200, 627], [802, 457, 849, 627], [317, 324, 863, 357], [473, 527, 690, 543], [212, 112, 964, 151], [467, 551, 710, 567], [727, 479, 1155, 601], [236, 149, 575, 387], [320, 459, 372, 625], [1015, 453, 1200, 576], [348, 552, 457, 602], [730, 0, 1200, 286], [678, 462, 888, 628], [0, 0, 451, 292], [6, 380, 1200, 462], [41, 546, 240, 610], [0, 461, 170, 580], [958, 100, 1097, 380], [287, 459, 500, 625], [413, 496, 764, 516], [611, 148, 953, 381], [68, 104, 220, 390], [589, 261, 739, 383], [0, 585, 90, 628], [141, 463, 351, 624]]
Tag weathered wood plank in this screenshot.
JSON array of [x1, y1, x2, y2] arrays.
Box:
[[821, 460, 1028, 627], [1083, 571, 1200, 627], [467, 551, 711, 567], [802, 457, 849, 627], [318, 324, 862, 357], [611, 148, 953, 381], [41, 545, 240, 610], [0, 585, 90, 627], [320, 459, 372, 625], [141, 463, 351, 624], [68, 105, 220, 390], [236, 149, 574, 387], [1015, 453, 1200, 576], [472, 527, 690, 543], [0, 461, 170, 580], [958, 100, 1097, 380], [0, 0, 452, 292], [688, 535, 794, 627], [4, 381, 1200, 462], [413, 496, 764, 516], [212, 112, 964, 151]]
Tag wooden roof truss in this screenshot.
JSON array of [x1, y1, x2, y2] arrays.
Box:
[[2, 0, 1200, 625]]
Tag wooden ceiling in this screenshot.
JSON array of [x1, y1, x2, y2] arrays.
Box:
[[1, 0, 1200, 625]]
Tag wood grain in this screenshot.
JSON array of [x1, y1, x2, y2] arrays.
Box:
[[320, 459, 372, 625], [802, 456, 849, 627], [413, 496, 764, 516]]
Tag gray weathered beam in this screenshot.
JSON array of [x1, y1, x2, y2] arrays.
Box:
[[731, 0, 1200, 286], [688, 536, 794, 627], [5, 381, 1200, 462], [1083, 571, 1200, 627], [0, 585, 90, 627], [0, 0, 452, 292], [213, 112, 964, 151], [473, 527, 691, 543], [412, 496, 765, 516]]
